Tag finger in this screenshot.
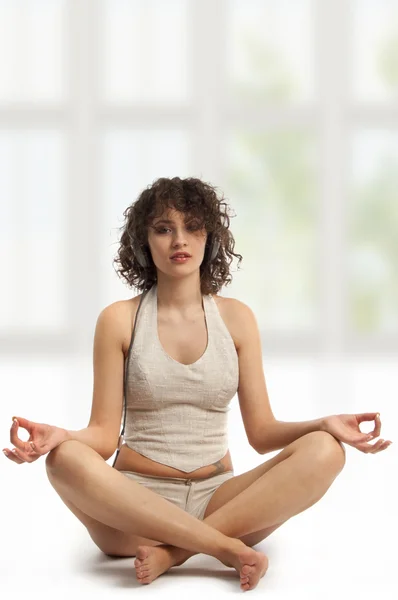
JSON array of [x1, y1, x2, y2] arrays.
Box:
[[368, 415, 382, 441], [361, 439, 387, 454], [10, 419, 34, 455], [8, 446, 34, 463], [3, 448, 25, 464], [370, 439, 392, 454], [356, 412, 378, 422], [29, 441, 45, 455], [373, 413, 382, 438], [11, 416, 32, 431], [358, 413, 381, 439], [353, 438, 384, 454], [15, 442, 42, 460], [368, 439, 387, 454], [383, 441, 393, 451], [28, 441, 40, 455], [10, 418, 22, 446]]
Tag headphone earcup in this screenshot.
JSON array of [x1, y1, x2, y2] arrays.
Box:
[[208, 236, 220, 262], [134, 245, 148, 268]]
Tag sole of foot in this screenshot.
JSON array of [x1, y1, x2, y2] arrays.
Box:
[[134, 545, 177, 584], [221, 543, 269, 591], [134, 542, 269, 591]]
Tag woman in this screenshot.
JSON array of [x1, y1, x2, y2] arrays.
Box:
[[3, 176, 392, 592]]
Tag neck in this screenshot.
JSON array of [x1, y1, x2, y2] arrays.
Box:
[[155, 275, 204, 317]]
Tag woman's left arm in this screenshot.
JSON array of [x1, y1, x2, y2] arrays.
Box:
[[258, 412, 392, 454]]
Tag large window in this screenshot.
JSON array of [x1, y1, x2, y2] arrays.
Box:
[[1, 0, 397, 356]]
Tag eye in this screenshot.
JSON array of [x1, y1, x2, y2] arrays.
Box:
[[187, 222, 203, 231], [154, 224, 200, 234]]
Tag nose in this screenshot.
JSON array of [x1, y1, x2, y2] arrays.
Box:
[[171, 227, 188, 244]]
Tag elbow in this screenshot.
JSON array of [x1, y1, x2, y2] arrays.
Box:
[[103, 437, 123, 461], [251, 420, 279, 455], [250, 439, 265, 455], [103, 445, 118, 461]]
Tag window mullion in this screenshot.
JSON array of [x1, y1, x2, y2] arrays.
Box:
[[315, 0, 350, 356], [67, 0, 101, 354], [191, 0, 228, 183]]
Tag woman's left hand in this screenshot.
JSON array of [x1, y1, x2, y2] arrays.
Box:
[[321, 412, 393, 454]]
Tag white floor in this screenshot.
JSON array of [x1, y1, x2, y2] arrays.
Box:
[[1, 356, 397, 599]]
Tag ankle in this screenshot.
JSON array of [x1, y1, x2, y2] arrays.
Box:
[[218, 538, 246, 561], [159, 544, 188, 565], [174, 554, 188, 567], [228, 538, 248, 556], [171, 547, 190, 566]]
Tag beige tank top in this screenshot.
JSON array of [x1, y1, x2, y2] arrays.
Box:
[[122, 283, 239, 472]]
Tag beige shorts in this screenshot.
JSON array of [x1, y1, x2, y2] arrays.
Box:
[[119, 469, 235, 521]]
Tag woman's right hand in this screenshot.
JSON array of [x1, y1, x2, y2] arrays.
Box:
[[2, 416, 68, 464]]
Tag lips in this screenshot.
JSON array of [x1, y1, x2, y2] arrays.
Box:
[[170, 253, 191, 258]]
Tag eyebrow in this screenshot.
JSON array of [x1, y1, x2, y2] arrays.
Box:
[[152, 217, 201, 227], [153, 219, 175, 225]]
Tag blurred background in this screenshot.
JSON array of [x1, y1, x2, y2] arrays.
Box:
[[1, 1, 397, 598]]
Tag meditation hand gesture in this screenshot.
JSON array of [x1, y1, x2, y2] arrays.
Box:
[[321, 412, 393, 454], [2, 416, 68, 464]]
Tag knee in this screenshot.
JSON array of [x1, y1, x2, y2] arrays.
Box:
[[303, 431, 346, 472]]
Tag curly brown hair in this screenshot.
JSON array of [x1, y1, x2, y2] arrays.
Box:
[[113, 176, 243, 295]]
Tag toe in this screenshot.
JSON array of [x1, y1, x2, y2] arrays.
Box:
[[136, 546, 150, 560]]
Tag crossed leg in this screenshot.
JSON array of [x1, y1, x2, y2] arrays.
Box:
[[133, 430, 346, 581], [46, 430, 346, 587]]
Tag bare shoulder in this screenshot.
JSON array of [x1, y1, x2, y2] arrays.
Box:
[[212, 294, 252, 352], [98, 296, 142, 357], [96, 300, 127, 332], [107, 292, 253, 356]]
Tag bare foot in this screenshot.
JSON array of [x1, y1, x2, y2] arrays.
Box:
[[134, 543, 234, 584], [134, 545, 176, 584], [220, 542, 269, 592], [134, 541, 269, 591]]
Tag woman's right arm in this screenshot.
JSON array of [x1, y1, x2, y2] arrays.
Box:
[[65, 303, 126, 460], [63, 425, 115, 459]]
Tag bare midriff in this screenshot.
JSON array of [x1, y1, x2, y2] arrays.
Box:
[[113, 443, 234, 479], [113, 291, 239, 480]]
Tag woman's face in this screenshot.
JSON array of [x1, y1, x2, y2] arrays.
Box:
[[146, 209, 208, 274]]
